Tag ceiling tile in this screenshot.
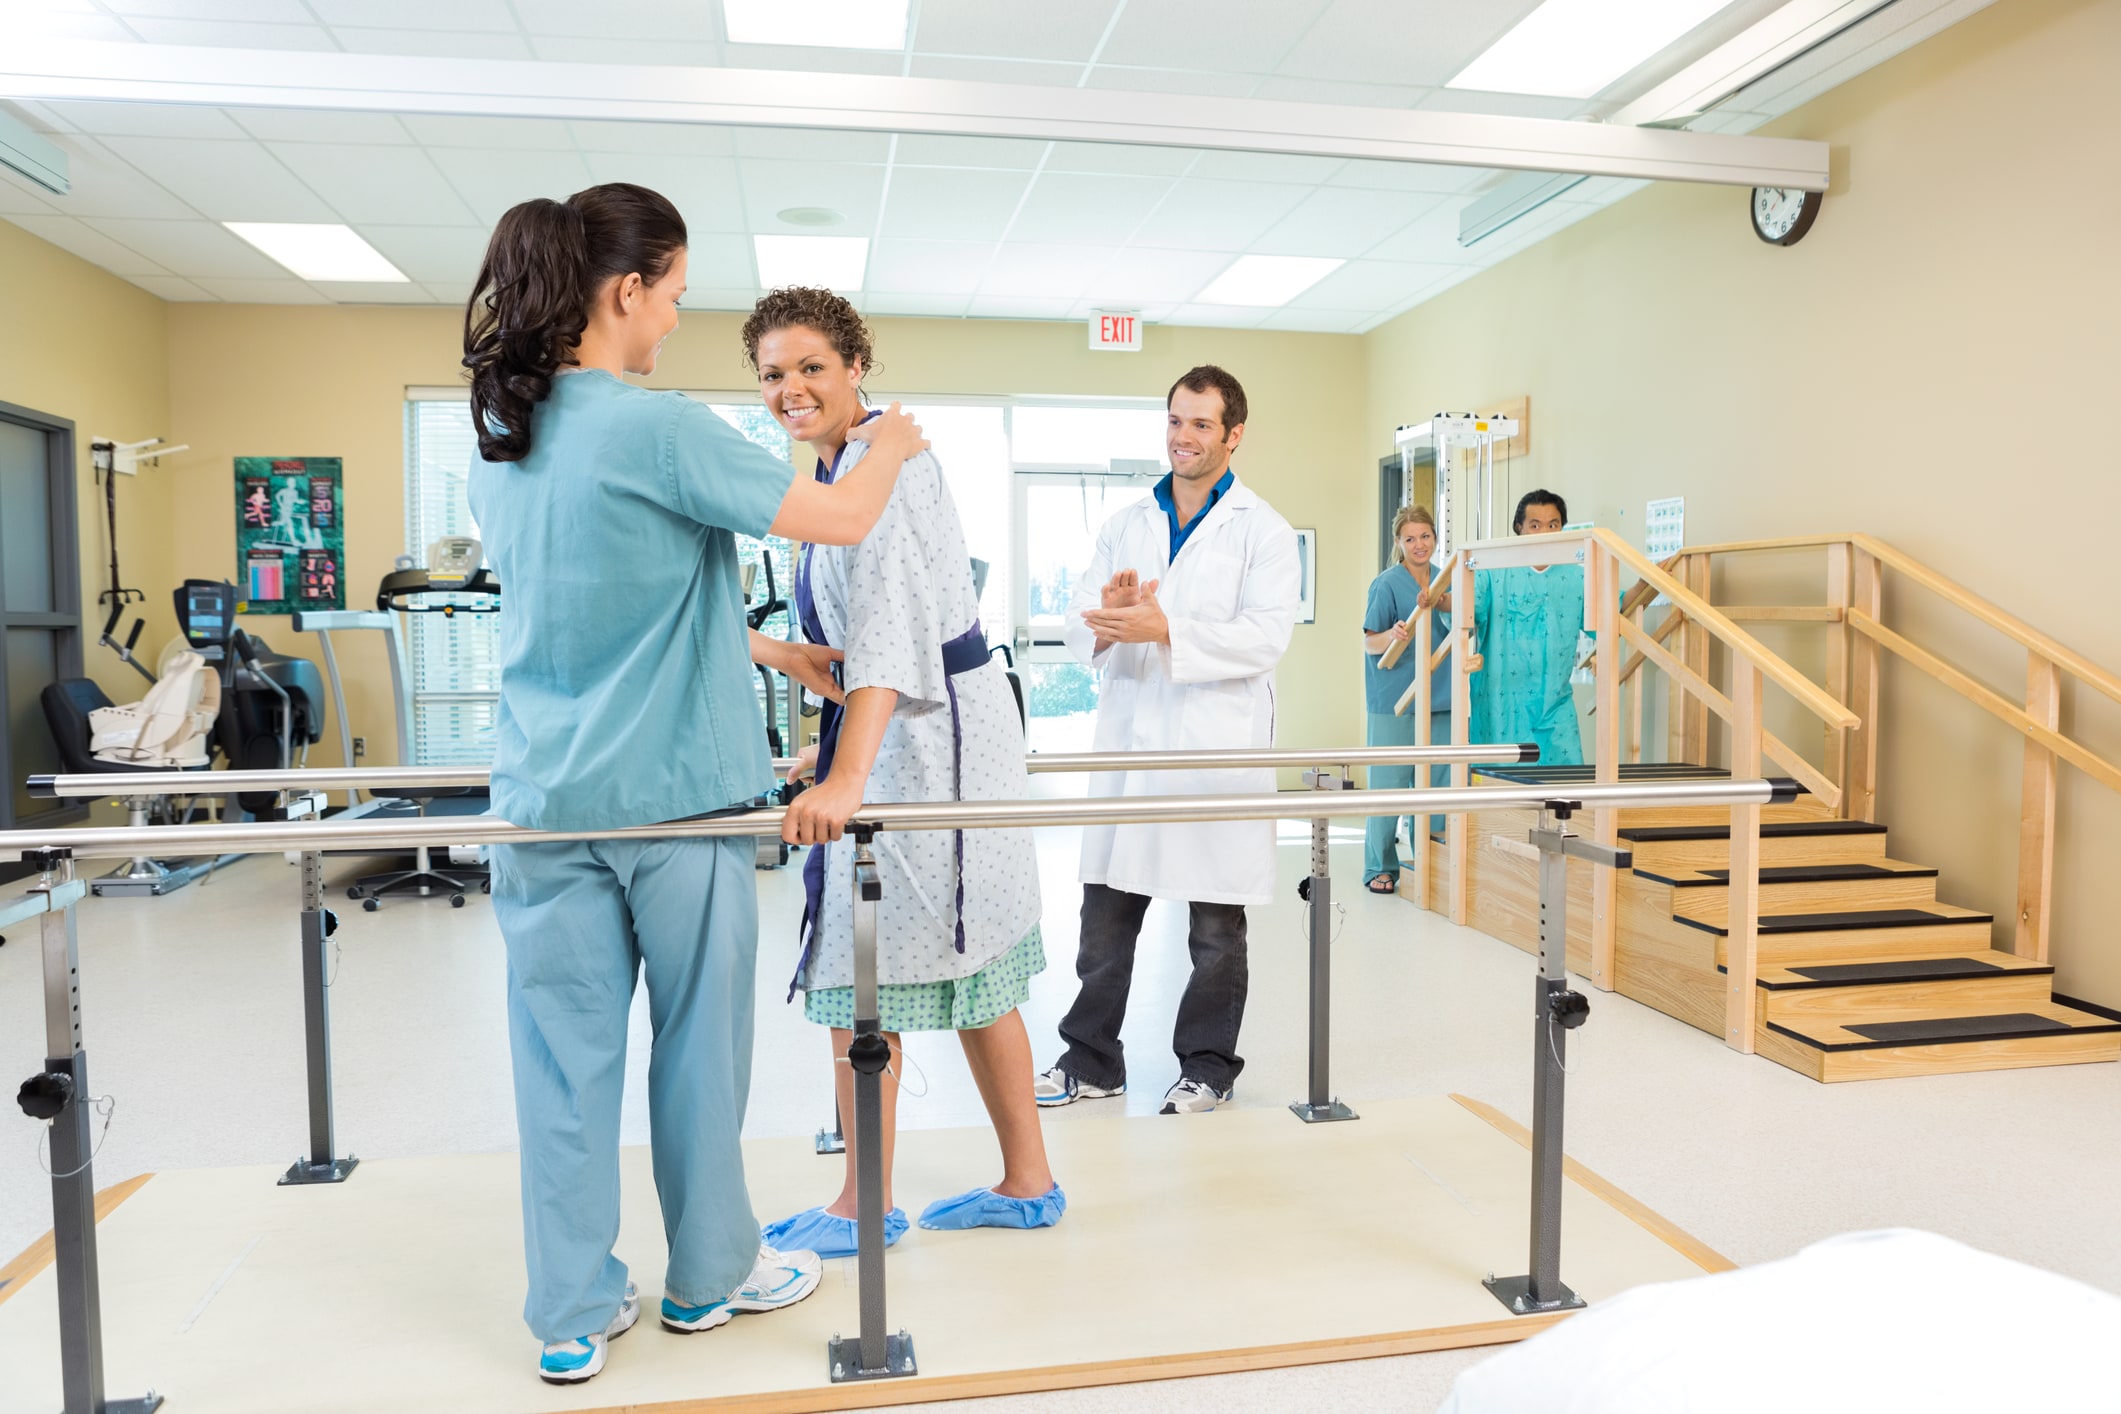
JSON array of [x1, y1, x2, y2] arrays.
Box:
[[720, 44, 903, 76], [730, 127, 892, 164], [1130, 178, 1311, 253], [267, 144, 481, 225], [126, 274, 217, 301], [359, 225, 495, 284], [189, 276, 330, 303], [893, 135, 1047, 170], [510, 0, 720, 41], [35, 137, 196, 219], [681, 232, 755, 287], [863, 293, 972, 319], [1251, 77, 1423, 107], [1187, 150, 1342, 184], [1362, 204, 1485, 264], [529, 35, 721, 65], [1286, 258, 1453, 310], [422, 282, 474, 305], [912, 0, 1116, 63], [878, 169, 1029, 242], [675, 286, 759, 312], [4, 215, 171, 276], [7, 10, 139, 41], [309, 0, 517, 29], [82, 217, 288, 278], [1415, 89, 1587, 120], [120, 17, 334, 48], [106, 0, 308, 17], [1275, 0, 1531, 88], [1079, 67, 1259, 98], [1326, 159, 1495, 195], [28, 100, 250, 140], [738, 161, 885, 237], [906, 55, 1079, 86], [578, 153, 748, 232], [1080, 247, 1228, 306], [328, 28, 536, 60], [306, 280, 431, 303], [1258, 307, 1368, 332], [1008, 171, 1171, 245], [1095, 0, 1331, 72], [1043, 142, 1198, 177], [1252, 187, 1444, 258], [229, 109, 418, 144], [569, 122, 738, 157], [97, 136, 338, 222], [977, 243, 1112, 300], [400, 115, 584, 151], [1571, 176, 1653, 205], [425, 148, 595, 225], [964, 296, 1080, 321], [867, 238, 998, 296], [1163, 302, 1269, 328], [0, 176, 59, 217]]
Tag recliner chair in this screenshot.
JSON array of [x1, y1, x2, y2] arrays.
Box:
[[39, 678, 217, 896]]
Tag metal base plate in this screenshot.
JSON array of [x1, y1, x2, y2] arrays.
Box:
[[828, 1330, 917, 1382], [93, 857, 231, 897], [279, 1156, 360, 1186], [813, 1127, 845, 1155], [102, 1395, 164, 1413], [1484, 1273, 1585, 1315], [1288, 1099, 1359, 1124]]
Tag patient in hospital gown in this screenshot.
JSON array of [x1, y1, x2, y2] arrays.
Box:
[[1469, 564, 1586, 767]]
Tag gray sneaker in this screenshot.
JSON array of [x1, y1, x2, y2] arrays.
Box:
[[1034, 1065, 1125, 1108], [1159, 1078, 1231, 1115]]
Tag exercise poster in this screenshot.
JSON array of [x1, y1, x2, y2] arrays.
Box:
[[234, 456, 344, 616]]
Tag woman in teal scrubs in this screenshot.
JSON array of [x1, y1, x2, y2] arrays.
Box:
[[463, 183, 928, 1386], [1360, 505, 1450, 892]]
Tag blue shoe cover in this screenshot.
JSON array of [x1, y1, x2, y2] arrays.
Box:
[[916, 1183, 1067, 1231], [760, 1205, 906, 1260]]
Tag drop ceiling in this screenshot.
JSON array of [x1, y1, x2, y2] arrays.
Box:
[[0, 0, 1987, 331]]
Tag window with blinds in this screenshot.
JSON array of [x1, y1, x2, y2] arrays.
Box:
[[401, 392, 801, 765]]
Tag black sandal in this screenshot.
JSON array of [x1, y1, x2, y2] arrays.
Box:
[[1367, 874, 1398, 894]]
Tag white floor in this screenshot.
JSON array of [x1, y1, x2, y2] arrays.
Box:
[[3, 821, 2118, 1412]]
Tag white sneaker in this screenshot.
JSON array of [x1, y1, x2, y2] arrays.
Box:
[[1034, 1064, 1125, 1108], [538, 1280, 639, 1384], [1159, 1078, 1231, 1115], [660, 1244, 823, 1333]]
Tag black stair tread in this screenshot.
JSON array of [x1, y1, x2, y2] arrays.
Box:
[[1767, 1008, 2121, 1052], [1678, 906, 1993, 937], [1718, 955, 2055, 988], [1639, 860, 1939, 888], [1620, 819, 1889, 843], [1473, 763, 1732, 785]]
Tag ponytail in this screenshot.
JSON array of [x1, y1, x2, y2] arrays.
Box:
[[462, 183, 687, 463]]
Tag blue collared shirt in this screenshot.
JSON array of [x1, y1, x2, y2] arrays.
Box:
[[1153, 468, 1235, 559]]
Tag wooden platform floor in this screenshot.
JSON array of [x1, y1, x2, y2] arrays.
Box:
[[0, 1096, 1727, 1413]]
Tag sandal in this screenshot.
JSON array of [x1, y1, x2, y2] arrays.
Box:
[[1367, 874, 1398, 894]]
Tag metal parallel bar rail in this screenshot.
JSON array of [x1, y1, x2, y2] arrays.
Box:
[[7, 773, 1794, 1403]]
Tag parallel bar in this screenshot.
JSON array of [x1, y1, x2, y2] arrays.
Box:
[[0, 779, 1793, 861], [1290, 769, 1356, 1125]]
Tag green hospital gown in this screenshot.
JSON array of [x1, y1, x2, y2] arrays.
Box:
[[1470, 564, 1585, 767]]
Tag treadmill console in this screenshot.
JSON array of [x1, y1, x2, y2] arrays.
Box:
[[175, 579, 238, 661]]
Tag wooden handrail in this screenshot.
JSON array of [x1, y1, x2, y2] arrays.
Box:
[[1593, 530, 1859, 732], [1378, 551, 1458, 671], [1671, 532, 1857, 557]]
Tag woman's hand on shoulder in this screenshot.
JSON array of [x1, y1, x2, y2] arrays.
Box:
[[847, 402, 928, 462]]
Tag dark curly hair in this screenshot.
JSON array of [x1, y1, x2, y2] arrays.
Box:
[[740, 287, 878, 381], [461, 183, 686, 463]]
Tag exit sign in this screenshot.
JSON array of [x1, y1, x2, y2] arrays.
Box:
[[1089, 310, 1143, 352]]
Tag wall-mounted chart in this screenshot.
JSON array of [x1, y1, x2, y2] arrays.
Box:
[[234, 455, 344, 615]]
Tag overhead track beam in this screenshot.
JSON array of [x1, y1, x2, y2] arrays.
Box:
[[0, 38, 1829, 190]]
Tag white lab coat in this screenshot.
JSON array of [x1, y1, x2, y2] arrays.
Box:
[[1064, 476, 1300, 906]]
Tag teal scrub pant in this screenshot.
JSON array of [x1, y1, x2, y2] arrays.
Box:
[[1365, 710, 1451, 885], [490, 834, 762, 1343]]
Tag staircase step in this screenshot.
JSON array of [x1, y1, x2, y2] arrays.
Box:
[[1756, 1000, 2121, 1081], [1639, 860, 1937, 888], [1618, 819, 1886, 844], [1618, 819, 1890, 871], [1681, 904, 1990, 938], [1752, 951, 2050, 989], [1711, 904, 1995, 967], [1736, 951, 2058, 1025], [1646, 859, 1940, 927]]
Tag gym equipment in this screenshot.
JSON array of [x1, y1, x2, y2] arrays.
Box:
[[749, 553, 795, 870]]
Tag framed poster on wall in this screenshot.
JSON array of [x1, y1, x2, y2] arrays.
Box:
[[234, 456, 344, 615]]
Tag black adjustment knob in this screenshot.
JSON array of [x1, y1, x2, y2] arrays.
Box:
[[22, 847, 72, 872], [323, 909, 340, 937], [18, 1069, 75, 1121], [846, 1032, 892, 1076], [1296, 877, 1313, 902], [1550, 990, 1590, 1030]]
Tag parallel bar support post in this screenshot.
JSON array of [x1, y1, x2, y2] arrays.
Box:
[[24, 852, 164, 1414], [281, 850, 356, 1186], [828, 828, 916, 1383], [1291, 767, 1356, 1124]]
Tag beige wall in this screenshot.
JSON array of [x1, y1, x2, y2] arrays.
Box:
[[163, 304, 1371, 782], [0, 219, 174, 711], [1365, 0, 2121, 1004]]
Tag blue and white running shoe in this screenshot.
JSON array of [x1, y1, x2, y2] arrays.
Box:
[[1033, 1065, 1124, 1108], [660, 1244, 823, 1333], [538, 1280, 638, 1385]]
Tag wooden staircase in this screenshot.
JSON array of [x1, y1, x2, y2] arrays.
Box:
[[1430, 765, 2121, 1082]]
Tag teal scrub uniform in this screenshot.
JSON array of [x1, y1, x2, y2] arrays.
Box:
[[468, 369, 795, 1343], [1362, 560, 1452, 883], [1469, 563, 1586, 768]]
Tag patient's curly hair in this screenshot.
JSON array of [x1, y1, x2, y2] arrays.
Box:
[[741, 287, 878, 380]]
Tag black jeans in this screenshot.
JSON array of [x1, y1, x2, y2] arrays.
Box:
[[1057, 882, 1249, 1094]]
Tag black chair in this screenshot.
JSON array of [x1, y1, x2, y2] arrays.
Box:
[[344, 787, 489, 911], [39, 678, 216, 896]]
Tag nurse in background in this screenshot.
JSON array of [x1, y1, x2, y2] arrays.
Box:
[[1467, 489, 1585, 767], [1360, 504, 1450, 893]]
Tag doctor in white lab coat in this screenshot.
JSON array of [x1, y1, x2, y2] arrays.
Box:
[[1034, 365, 1300, 1116]]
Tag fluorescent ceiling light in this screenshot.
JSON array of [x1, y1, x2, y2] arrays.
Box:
[[224, 223, 407, 282], [754, 235, 869, 292], [0, 109, 69, 195], [1196, 255, 1343, 307], [1449, 0, 1734, 98], [725, 0, 909, 50]]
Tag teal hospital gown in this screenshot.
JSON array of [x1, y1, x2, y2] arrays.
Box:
[[1469, 563, 1585, 767]]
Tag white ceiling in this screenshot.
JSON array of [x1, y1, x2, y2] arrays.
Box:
[[0, 0, 1973, 331]]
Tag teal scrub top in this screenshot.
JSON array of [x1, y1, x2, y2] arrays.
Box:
[[468, 370, 796, 831], [1361, 559, 1451, 715]]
